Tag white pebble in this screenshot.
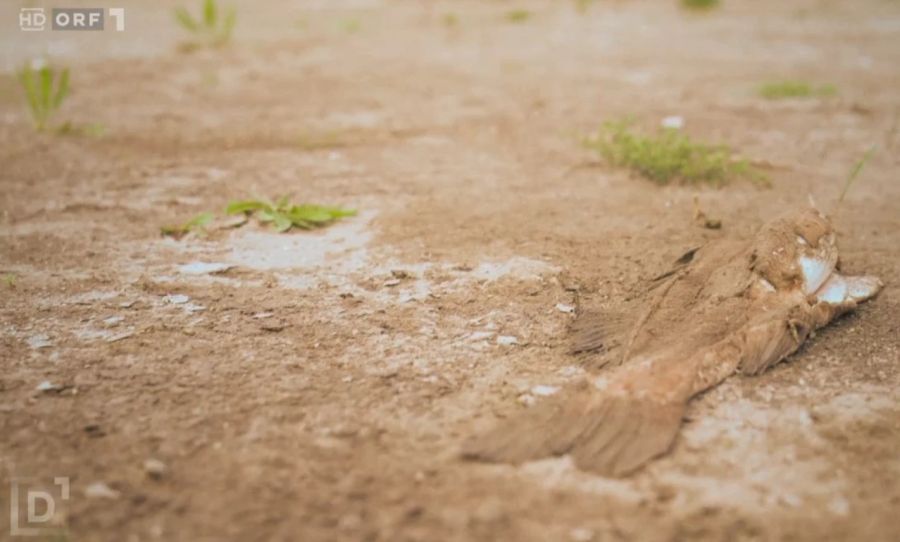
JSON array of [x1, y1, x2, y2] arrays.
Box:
[[85, 482, 120, 499]]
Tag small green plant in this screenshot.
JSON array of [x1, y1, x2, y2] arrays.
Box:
[[681, 0, 720, 10], [758, 81, 837, 100], [575, 0, 599, 13], [161, 212, 214, 238], [340, 18, 362, 34], [17, 62, 69, 131], [226, 197, 356, 232], [174, 0, 236, 48], [838, 146, 876, 204], [3, 273, 16, 288], [584, 120, 767, 187], [505, 10, 531, 23]]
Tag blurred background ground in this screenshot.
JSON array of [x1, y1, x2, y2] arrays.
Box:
[[1, 1, 899, 540]]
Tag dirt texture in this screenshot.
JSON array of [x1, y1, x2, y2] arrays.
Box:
[[1, 1, 899, 541]]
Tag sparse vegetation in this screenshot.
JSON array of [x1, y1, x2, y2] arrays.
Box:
[[174, 0, 236, 48], [838, 146, 876, 204], [226, 197, 356, 232], [575, 0, 599, 13], [758, 81, 837, 100], [161, 212, 214, 239], [681, 0, 720, 10], [3, 273, 16, 288], [584, 120, 767, 187], [340, 18, 362, 34], [17, 61, 69, 131], [505, 10, 531, 23]]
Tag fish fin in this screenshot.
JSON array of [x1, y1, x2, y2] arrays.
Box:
[[568, 309, 632, 357], [461, 383, 686, 477]]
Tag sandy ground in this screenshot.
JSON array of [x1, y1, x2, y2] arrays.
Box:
[[1, 0, 899, 540]]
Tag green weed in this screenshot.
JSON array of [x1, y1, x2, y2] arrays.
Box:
[[681, 0, 720, 10], [174, 0, 236, 48], [3, 273, 16, 288], [838, 146, 876, 204], [575, 0, 599, 13], [584, 120, 767, 187], [340, 18, 362, 34], [758, 81, 837, 100], [17, 62, 69, 131], [226, 197, 356, 232], [161, 212, 214, 239], [505, 10, 531, 23]]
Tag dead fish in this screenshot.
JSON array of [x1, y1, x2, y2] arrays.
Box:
[[462, 208, 882, 476]]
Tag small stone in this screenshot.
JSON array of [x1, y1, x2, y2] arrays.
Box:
[[163, 294, 190, 305], [555, 303, 575, 314], [517, 394, 536, 407], [85, 482, 120, 499], [384, 279, 402, 287], [468, 331, 494, 341], [143, 459, 167, 480], [36, 380, 61, 392], [27, 334, 52, 349], [661, 115, 684, 129], [103, 316, 124, 326], [531, 385, 560, 397], [496, 335, 518, 346]]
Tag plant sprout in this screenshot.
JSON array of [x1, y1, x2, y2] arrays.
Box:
[[17, 61, 69, 131], [174, 0, 236, 48]]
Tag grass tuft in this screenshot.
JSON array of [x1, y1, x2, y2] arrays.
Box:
[[226, 197, 356, 232], [583, 120, 767, 187], [174, 0, 236, 49], [505, 10, 531, 23], [17, 61, 69, 131], [758, 81, 837, 100], [575, 0, 599, 13], [838, 146, 876, 204], [681, 0, 720, 11]]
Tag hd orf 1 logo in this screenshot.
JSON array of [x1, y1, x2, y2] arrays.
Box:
[[20, 8, 125, 32]]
